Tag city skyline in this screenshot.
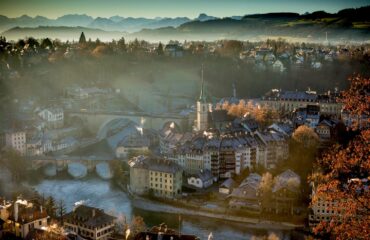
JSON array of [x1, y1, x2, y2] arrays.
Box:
[[0, 0, 369, 19]]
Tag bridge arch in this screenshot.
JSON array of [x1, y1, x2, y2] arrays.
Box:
[[97, 117, 140, 140], [68, 111, 188, 137]]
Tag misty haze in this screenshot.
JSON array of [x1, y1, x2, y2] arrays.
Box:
[[0, 1, 369, 240]]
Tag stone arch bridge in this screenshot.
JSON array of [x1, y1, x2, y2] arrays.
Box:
[[30, 156, 112, 178], [67, 110, 190, 140]]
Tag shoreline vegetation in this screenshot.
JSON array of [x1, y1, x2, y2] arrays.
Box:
[[120, 181, 305, 231], [131, 195, 304, 230]]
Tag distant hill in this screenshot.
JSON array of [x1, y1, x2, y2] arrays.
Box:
[[132, 6, 370, 42], [195, 13, 218, 22], [1, 6, 369, 42], [1, 26, 126, 42], [0, 14, 192, 33], [55, 14, 94, 27]]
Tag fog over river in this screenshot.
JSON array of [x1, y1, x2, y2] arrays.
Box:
[[31, 177, 303, 240]]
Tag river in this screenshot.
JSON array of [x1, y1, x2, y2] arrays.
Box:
[[29, 177, 304, 240]]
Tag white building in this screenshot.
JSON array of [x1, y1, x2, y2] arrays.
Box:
[[5, 130, 26, 155], [37, 107, 64, 128]]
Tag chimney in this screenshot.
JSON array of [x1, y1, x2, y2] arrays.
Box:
[[14, 201, 19, 222], [92, 209, 96, 217]]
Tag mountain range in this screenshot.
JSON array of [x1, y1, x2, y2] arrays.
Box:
[[0, 13, 224, 33], [1, 6, 369, 42]]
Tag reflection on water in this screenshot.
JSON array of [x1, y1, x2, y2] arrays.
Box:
[[32, 178, 298, 240]]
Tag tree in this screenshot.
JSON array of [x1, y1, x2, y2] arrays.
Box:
[[258, 172, 273, 208], [117, 37, 126, 52], [222, 100, 279, 128], [109, 159, 126, 183], [127, 216, 146, 239], [57, 199, 66, 225], [311, 131, 369, 239], [45, 196, 57, 218], [1, 148, 27, 181], [311, 75, 370, 239], [219, 40, 243, 57], [79, 32, 86, 44], [340, 74, 370, 130], [157, 42, 164, 56], [16, 39, 26, 49], [26, 37, 39, 49], [292, 125, 319, 148], [41, 38, 53, 49]]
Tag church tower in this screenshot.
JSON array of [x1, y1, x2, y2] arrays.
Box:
[[196, 65, 209, 132]]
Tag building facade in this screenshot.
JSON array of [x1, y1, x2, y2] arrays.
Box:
[[5, 130, 26, 155], [260, 89, 343, 116], [129, 156, 183, 198], [63, 205, 116, 240]]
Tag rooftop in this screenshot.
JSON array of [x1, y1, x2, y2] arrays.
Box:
[[64, 205, 116, 228], [129, 156, 182, 174]]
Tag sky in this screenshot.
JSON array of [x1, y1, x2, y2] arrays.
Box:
[[0, 0, 369, 19]]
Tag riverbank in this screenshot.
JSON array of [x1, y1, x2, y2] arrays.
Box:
[[131, 195, 304, 230]]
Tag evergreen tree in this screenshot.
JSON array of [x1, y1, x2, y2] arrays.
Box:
[[157, 42, 164, 56], [41, 38, 53, 49], [79, 32, 86, 44], [27, 37, 39, 49], [117, 37, 126, 52]]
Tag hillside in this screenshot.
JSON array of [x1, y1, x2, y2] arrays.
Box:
[[133, 7, 370, 42]]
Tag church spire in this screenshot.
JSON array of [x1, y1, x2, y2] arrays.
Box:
[[199, 64, 206, 102]]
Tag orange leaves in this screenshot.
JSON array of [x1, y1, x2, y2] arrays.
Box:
[[311, 74, 370, 239], [292, 125, 319, 148]]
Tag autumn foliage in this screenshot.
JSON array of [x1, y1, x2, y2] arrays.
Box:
[[217, 100, 280, 128], [340, 75, 370, 130], [311, 75, 370, 239], [292, 125, 320, 148]]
